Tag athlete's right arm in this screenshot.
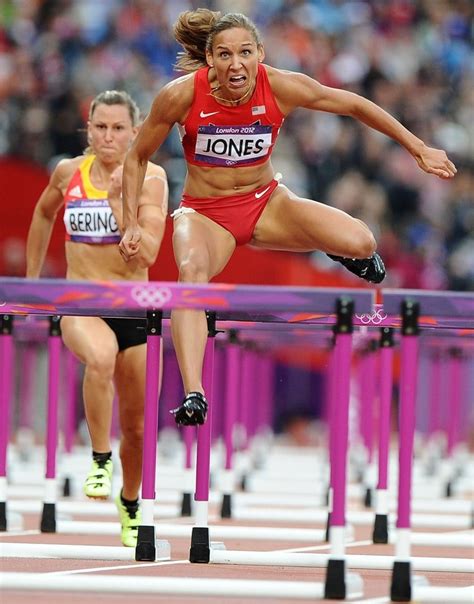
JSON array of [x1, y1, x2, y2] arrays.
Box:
[[120, 75, 193, 261], [26, 160, 72, 278]]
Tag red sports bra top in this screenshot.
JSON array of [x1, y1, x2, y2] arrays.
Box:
[[180, 64, 285, 168]]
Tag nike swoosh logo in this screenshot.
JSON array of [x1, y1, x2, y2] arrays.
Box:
[[200, 110, 220, 118], [255, 186, 271, 199]]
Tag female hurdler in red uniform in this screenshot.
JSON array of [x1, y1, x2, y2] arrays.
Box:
[[119, 10, 456, 426]]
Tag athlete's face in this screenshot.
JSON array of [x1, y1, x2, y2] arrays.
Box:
[[87, 104, 137, 162], [207, 27, 264, 100]]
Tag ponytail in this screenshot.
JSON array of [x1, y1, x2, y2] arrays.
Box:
[[174, 9, 221, 73], [174, 10, 262, 74]]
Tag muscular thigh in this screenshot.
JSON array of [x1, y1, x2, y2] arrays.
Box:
[[252, 184, 370, 254], [173, 212, 236, 280], [60, 316, 118, 364]]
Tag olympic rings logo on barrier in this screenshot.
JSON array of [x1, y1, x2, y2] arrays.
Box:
[[355, 307, 388, 325], [131, 285, 173, 308]]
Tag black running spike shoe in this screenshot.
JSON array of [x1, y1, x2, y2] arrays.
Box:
[[327, 252, 386, 284], [170, 391, 208, 426]]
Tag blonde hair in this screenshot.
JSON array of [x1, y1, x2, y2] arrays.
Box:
[[174, 10, 262, 73], [85, 90, 140, 154]]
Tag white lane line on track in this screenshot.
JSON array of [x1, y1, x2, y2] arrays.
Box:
[[354, 598, 389, 604], [46, 559, 189, 576], [0, 530, 40, 537], [42, 538, 375, 577], [272, 539, 373, 553]]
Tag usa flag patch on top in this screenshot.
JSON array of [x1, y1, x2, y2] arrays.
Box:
[[252, 105, 265, 115]]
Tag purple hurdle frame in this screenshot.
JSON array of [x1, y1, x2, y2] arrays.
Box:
[[40, 315, 62, 533], [427, 350, 442, 437], [324, 298, 354, 600], [235, 344, 253, 490], [135, 310, 163, 562], [0, 279, 374, 564], [444, 347, 464, 498], [325, 329, 336, 541], [18, 342, 36, 433], [390, 300, 419, 602], [381, 290, 474, 601], [62, 350, 78, 497], [372, 327, 394, 544], [358, 340, 378, 508], [189, 312, 217, 564], [446, 348, 463, 458], [0, 315, 14, 531], [220, 330, 241, 518], [181, 425, 195, 516]]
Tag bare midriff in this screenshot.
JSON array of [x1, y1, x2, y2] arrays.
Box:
[[65, 241, 148, 281], [184, 159, 275, 198]]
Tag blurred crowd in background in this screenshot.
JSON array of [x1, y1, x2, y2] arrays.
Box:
[[1, 0, 473, 290]]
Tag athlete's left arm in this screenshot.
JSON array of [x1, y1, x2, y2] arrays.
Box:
[[136, 168, 168, 267], [109, 165, 168, 268], [272, 69, 456, 179], [133, 168, 168, 268]]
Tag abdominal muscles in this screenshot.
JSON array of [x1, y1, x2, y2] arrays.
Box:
[[65, 242, 148, 281]]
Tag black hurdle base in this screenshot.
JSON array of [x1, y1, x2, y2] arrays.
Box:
[[240, 474, 248, 491], [40, 502, 56, 533], [189, 526, 210, 563], [325, 511, 331, 542], [364, 487, 373, 508], [390, 560, 412, 602], [135, 525, 156, 561], [445, 480, 452, 498], [372, 513, 389, 544], [180, 492, 192, 517], [324, 558, 346, 599], [220, 493, 232, 519], [0, 501, 6, 531], [62, 476, 71, 497]]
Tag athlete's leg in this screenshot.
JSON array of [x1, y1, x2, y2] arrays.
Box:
[[61, 317, 118, 452], [252, 184, 376, 255], [171, 212, 235, 398], [252, 184, 384, 282], [114, 343, 148, 501]]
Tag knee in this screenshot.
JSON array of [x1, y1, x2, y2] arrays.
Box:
[[177, 252, 210, 283], [348, 228, 377, 259], [121, 419, 144, 448], [85, 350, 116, 380]]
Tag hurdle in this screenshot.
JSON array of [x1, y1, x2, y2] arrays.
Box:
[[0, 314, 13, 531], [205, 300, 369, 599], [373, 326, 395, 543], [0, 571, 361, 600], [383, 289, 474, 602], [207, 289, 474, 601], [62, 350, 79, 497], [1, 282, 472, 593], [0, 277, 373, 598]]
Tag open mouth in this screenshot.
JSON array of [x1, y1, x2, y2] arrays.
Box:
[[228, 75, 247, 88]]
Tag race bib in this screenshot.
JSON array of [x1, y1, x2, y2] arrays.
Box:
[[64, 199, 120, 244], [195, 124, 272, 166]]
